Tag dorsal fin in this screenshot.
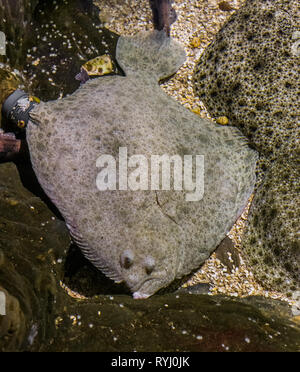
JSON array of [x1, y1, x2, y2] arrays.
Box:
[[65, 220, 123, 283], [46, 193, 124, 283], [116, 30, 186, 80]]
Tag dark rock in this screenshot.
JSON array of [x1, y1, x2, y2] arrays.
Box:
[[24, 0, 119, 101], [62, 243, 131, 297], [0, 0, 40, 68], [215, 236, 240, 272], [41, 294, 300, 352], [218, 2, 236, 12], [0, 0, 119, 101], [176, 283, 211, 295], [0, 162, 71, 351], [0, 286, 27, 351]]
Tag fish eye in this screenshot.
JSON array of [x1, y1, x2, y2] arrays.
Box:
[[144, 256, 155, 275], [120, 250, 134, 269]]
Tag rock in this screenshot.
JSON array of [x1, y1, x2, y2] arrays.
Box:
[[218, 1, 236, 12], [215, 236, 240, 272], [193, 0, 300, 298], [39, 294, 300, 352], [0, 286, 26, 351], [0, 0, 119, 101], [0, 0, 39, 68], [193, 0, 299, 172], [23, 0, 119, 101], [0, 162, 71, 351], [176, 283, 210, 295]]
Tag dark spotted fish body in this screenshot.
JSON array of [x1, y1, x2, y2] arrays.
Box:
[[27, 31, 258, 298]]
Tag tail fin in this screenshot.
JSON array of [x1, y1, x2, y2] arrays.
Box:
[[116, 30, 186, 81]]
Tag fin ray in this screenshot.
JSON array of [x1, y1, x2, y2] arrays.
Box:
[[116, 30, 186, 80]]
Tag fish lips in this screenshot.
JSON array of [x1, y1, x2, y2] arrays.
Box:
[[131, 276, 169, 299]]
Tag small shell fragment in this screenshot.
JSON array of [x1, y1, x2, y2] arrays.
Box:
[[82, 55, 113, 76], [190, 37, 201, 48], [216, 116, 229, 125]]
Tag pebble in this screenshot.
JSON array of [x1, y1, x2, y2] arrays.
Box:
[[218, 1, 236, 11]]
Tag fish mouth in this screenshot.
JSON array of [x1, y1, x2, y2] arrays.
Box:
[[133, 292, 151, 300], [131, 277, 163, 300]]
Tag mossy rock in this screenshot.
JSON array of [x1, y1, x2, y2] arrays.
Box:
[[0, 163, 71, 351], [0, 0, 119, 101]]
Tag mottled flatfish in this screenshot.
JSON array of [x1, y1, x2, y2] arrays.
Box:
[[27, 31, 258, 298]]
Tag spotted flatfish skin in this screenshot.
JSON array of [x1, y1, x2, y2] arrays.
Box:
[[27, 31, 258, 298]]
